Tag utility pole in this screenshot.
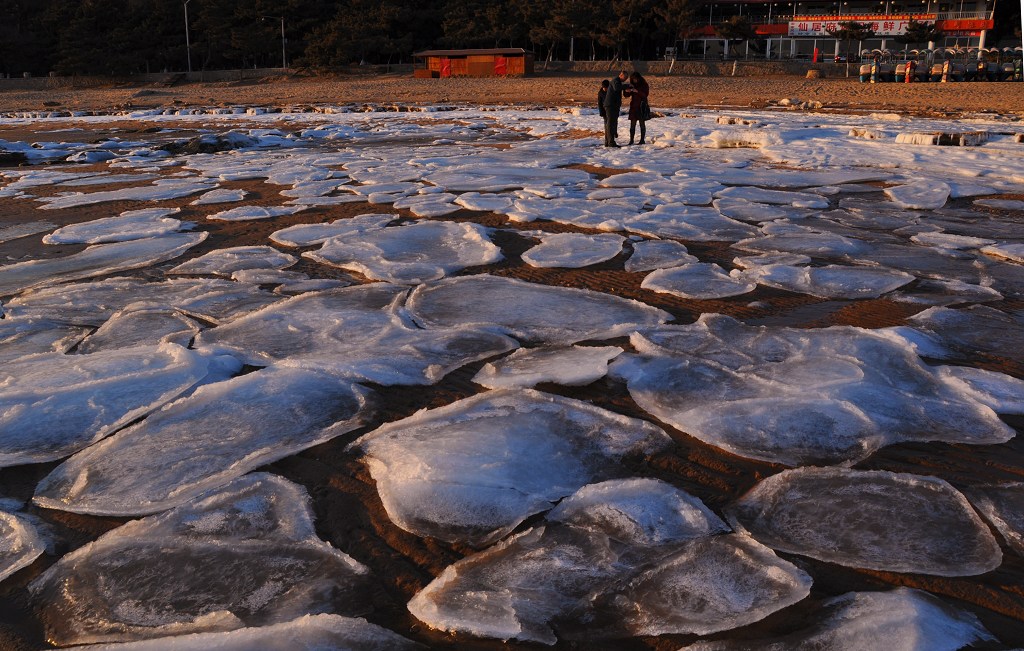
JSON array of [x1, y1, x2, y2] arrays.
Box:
[[184, 0, 192, 74], [262, 16, 286, 69]]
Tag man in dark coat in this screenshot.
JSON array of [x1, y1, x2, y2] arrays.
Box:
[[602, 70, 627, 147]]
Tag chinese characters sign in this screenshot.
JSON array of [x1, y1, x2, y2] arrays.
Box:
[[788, 14, 936, 36]]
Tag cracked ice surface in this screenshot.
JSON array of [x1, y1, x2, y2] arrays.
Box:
[[42, 208, 185, 244], [35, 179, 215, 210], [0, 232, 208, 297], [680, 588, 994, 651], [63, 615, 424, 651], [167, 246, 297, 277], [408, 478, 809, 644], [727, 467, 1002, 576], [472, 345, 622, 389], [406, 275, 670, 344], [0, 318, 91, 363], [33, 367, 373, 515], [742, 263, 915, 299], [0, 343, 210, 467], [903, 305, 1024, 362], [521, 233, 624, 268], [349, 390, 672, 547], [194, 283, 516, 384], [30, 474, 371, 646], [0, 510, 45, 582], [965, 483, 1024, 557], [623, 239, 698, 272], [304, 220, 502, 283], [76, 307, 202, 354], [269, 214, 395, 247], [611, 314, 1014, 466]]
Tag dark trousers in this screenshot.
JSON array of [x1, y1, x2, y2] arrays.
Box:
[[629, 119, 646, 143], [604, 110, 619, 146]]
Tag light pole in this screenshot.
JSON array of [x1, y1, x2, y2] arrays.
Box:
[[184, 0, 192, 74], [262, 15, 286, 69]]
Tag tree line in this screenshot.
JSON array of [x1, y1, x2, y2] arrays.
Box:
[[0, 0, 706, 77]]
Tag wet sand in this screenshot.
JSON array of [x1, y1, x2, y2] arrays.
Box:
[[0, 103, 1023, 649]]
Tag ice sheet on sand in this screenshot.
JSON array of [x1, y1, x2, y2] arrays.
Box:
[[0, 318, 91, 363], [348, 390, 671, 547], [391, 192, 461, 217], [194, 283, 516, 384], [454, 192, 516, 213], [190, 188, 248, 205], [5, 277, 280, 327], [472, 346, 622, 389], [42, 209, 184, 244], [408, 478, 809, 644], [981, 243, 1024, 264], [890, 278, 1003, 307], [715, 186, 829, 209], [906, 305, 1024, 362], [624, 239, 698, 272], [742, 263, 914, 299], [0, 221, 57, 243], [679, 588, 994, 651], [713, 197, 792, 222], [168, 246, 297, 277], [0, 232, 208, 298], [0, 343, 210, 467], [423, 167, 591, 192], [406, 275, 670, 345], [975, 198, 1024, 211], [965, 483, 1024, 556], [732, 252, 811, 269], [0, 510, 45, 582], [504, 196, 629, 230], [598, 172, 664, 188], [304, 220, 501, 283], [711, 168, 887, 188], [642, 263, 756, 300], [34, 367, 372, 515], [269, 214, 395, 247], [734, 226, 869, 258], [206, 205, 306, 222], [76, 307, 202, 353], [909, 231, 995, 249], [610, 314, 1015, 466], [623, 206, 758, 242], [936, 366, 1024, 414], [63, 615, 424, 651], [30, 474, 371, 645], [884, 181, 951, 210], [726, 467, 1001, 576], [36, 179, 214, 210], [230, 269, 311, 285], [521, 233, 624, 268]]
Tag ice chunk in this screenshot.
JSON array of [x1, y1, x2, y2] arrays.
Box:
[[454, 192, 515, 213], [965, 483, 1024, 556], [937, 366, 1024, 414], [907, 305, 1024, 363], [406, 275, 670, 344], [727, 467, 1002, 576], [391, 193, 460, 217], [598, 172, 664, 188], [349, 389, 671, 546], [168, 246, 297, 277], [976, 198, 1024, 211], [611, 314, 1015, 466], [61, 614, 424, 651], [890, 278, 1003, 307], [641, 263, 756, 299], [624, 239, 698, 272], [0, 221, 58, 243], [42, 209, 183, 244], [304, 220, 501, 283], [34, 367, 372, 515], [711, 168, 887, 188], [521, 233, 624, 268], [76, 307, 201, 353], [742, 263, 914, 299], [623, 206, 758, 242], [680, 588, 994, 651], [0, 233, 208, 297], [30, 474, 371, 645], [732, 252, 811, 269], [5, 277, 280, 327], [230, 269, 311, 285], [0, 343, 210, 467], [37, 179, 214, 210], [713, 197, 792, 222], [423, 166, 591, 192], [715, 186, 829, 209], [909, 231, 994, 249], [472, 346, 622, 389], [734, 227, 868, 257], [194, 283, 516, 384], [0, 318, 91, 363], [269, 214, 395, 247], [190, 188, 248, 205], [409, 478, 807, 644], [206, 205, 306, 222], [884, 181, 951, 210], [0, 510, 45, 582], [981, 242, 1024, 264]]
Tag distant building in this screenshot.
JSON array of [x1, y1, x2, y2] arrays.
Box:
[[413, 48, 535, 77], [678, 0, 996, 59]]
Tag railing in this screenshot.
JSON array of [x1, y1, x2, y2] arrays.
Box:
[[935, 10, 993, 19]]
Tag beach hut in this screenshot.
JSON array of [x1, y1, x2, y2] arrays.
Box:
[[413, 48, 535, 78]]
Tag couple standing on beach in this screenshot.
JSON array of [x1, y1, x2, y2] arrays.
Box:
[[599, 70, 650, 147]]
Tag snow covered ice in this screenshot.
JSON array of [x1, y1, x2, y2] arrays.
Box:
[[168, 245, 297, 276], [408, 478, 810, 644], [42, 208, 185, 244], [33, 366, 372, 515], [679, 588, 994, 651], [727, 467, 1002, 576], [520, 232, 624, 268], [349, 390, 671, 546], [30, 474, 372, 645]]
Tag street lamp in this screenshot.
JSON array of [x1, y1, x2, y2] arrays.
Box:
[[261, 15, 286, 69], [184, 0, 192, 74]]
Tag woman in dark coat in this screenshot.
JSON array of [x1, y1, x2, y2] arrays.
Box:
[[623, 72, 650, 145]]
